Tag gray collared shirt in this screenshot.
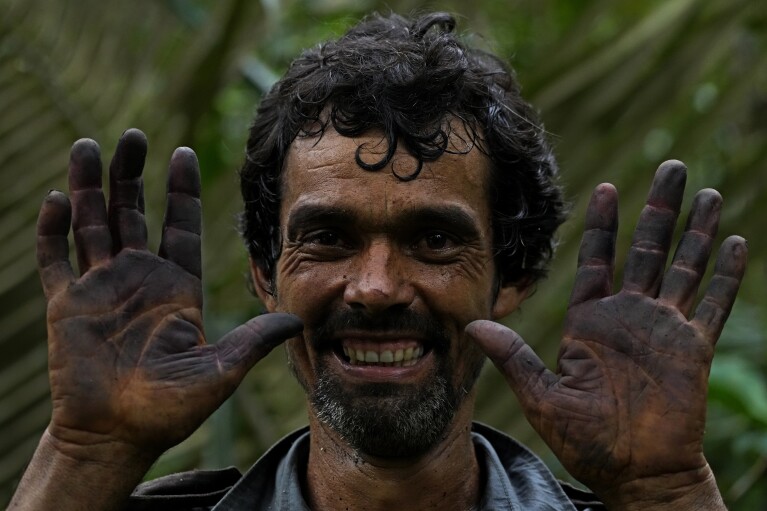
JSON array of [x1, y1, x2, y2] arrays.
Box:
[[129, 423, 603, 510], [211, 424, 600, 510]]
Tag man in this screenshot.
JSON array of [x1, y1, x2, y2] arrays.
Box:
[[10, 11, 746, 510]]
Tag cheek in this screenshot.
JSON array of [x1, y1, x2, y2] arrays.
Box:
[[274, 256, 350, 320], [423, 268, 496, 323], [285, 336, 316, 389]]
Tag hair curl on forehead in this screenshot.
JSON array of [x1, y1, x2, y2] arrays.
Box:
[[240, 11, 567, 292]]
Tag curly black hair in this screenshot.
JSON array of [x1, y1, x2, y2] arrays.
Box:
[[240, 11, 567, 290]]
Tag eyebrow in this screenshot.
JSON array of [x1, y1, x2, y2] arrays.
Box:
[[286, 203, 482, 240], [286, 205, 354, 239]]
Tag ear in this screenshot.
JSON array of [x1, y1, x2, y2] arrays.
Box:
[[249, 258, 278, 312], [491, 281, 532, 320]]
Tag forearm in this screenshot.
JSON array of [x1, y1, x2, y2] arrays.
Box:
[[597, 465, 726, 511], [9, 429, 158, 511]]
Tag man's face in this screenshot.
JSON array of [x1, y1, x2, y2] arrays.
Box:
[[255, 128, 524, 457]]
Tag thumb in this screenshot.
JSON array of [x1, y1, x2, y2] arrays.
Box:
[[215, 312, 303, 382], [466, 320, 556, 411]]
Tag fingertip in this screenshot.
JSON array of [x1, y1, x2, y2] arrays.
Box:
[[69, 139, 104, 190], [657, 159, 687, 173], [70, 139, 101, 171], [692, 188, 723, 207], [38, 192, 71, 235], [71, 138, 101, 156], [44, 189, 68, 202], [246, 312, 304, 348], [168, 147, 201, 195], [172, 146, 197, 158], [593, 182, 617, 195], [584, 184, 619, 233], [114, 127, 147, 163], [725, 234, 747, 245], [589, 183, 619, 210], [722, 235, 748, 260], [171, 147, 199, 170], [264, 312, 304, 333], [121, 128, 147, 141], [464, 319, 499, 338], [655, 159, 687, 186], [465, 320, 521, 361]]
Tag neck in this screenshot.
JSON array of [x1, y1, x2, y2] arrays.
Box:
[[304, 400, 480, 511]]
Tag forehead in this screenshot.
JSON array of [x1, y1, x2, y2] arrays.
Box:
[[281, 129, 491, 223]]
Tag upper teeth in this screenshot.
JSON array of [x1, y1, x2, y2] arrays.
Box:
[[343, 346, 424, 366]]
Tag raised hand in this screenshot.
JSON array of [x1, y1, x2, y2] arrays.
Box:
[[35, 129, 302, 460], [467, 161, 747, 508]]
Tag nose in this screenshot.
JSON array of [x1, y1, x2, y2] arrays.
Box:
[[343, 240, 415, 314]]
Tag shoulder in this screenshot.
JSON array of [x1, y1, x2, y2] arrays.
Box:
[[124, 427, 310, 511]]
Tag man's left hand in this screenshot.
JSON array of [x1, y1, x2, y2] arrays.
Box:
[[467, 160, 747, 510]]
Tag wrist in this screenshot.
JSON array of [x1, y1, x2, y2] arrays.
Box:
[[595, 465, 726, 511], [9, 428, 159, 511], [45, 425, 160, 467]]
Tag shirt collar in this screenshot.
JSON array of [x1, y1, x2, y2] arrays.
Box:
[[214, 423, 578, 510]]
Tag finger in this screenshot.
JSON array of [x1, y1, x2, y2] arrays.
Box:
[[36, 191, 76, 298], [466, 320, 557, 413], [621, 160, 686, 296], [658, 189, 721, 316], [159, 147, 202, 278], [108, 128, 148, 251], [691, 236, 747, 342], [568, 183, 618, 308], [215, 313, 304, 382], [69, 138, 111, 274]]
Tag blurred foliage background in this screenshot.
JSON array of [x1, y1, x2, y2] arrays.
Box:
[[1, 0, 765, 508]]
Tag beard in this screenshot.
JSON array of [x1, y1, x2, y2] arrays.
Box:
[[290, 308, 486, 458]]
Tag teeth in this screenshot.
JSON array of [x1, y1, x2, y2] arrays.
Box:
[[343, 345, 425, 366]]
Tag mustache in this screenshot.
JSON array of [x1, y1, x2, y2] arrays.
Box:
[[310, 308, 451, 352]]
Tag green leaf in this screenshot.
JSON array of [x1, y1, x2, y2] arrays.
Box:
[[709, 355, 767, 428]]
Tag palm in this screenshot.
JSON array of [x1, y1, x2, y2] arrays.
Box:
[[549, 293, 709, 484], [48, 251, 210, 448], [37, 130, 302, 456], [469, 160, 747, 494]]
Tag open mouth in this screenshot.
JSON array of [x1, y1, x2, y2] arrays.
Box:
[[334, 340, 431, 367]]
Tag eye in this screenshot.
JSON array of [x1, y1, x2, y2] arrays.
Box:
[[307, 230, 342, 246], [298, 229, 355, 260], [410, 231, 461, 261], [424, 232, 450, 250]]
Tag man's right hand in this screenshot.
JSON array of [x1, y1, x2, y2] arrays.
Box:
[[10, 129, 301, 510]]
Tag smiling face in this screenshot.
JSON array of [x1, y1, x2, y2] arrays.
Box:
[[253, 128, 526, 458]]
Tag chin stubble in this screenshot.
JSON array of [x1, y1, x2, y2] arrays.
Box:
[[287, 337, 485, 457], [287, 309, 486, 458]]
